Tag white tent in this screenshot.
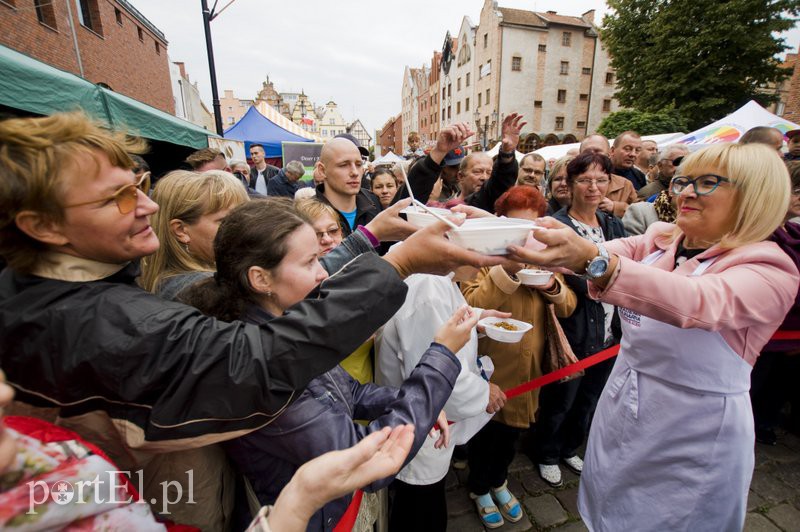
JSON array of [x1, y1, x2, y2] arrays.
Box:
[[372, 151, 404, 166], [486, 141, 526, 162], [532, 132, 685, 161], [669, 100, 799, 150]]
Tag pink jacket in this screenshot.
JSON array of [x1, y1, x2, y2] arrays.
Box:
[[589, 222, 800, 365]]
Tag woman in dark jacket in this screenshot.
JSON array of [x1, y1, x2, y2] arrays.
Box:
[[532, 152, 626, 488], [183, 198, 478, 531], [750, 161, 800, 445]]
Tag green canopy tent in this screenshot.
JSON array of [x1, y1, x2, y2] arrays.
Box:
[[0, 44, 218, 173]]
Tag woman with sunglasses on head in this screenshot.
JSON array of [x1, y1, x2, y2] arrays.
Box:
[[140, 170, 249, 300], [182, 198, 477, 530], [531, 152, 626, 489], [507, 143, 799, 531]]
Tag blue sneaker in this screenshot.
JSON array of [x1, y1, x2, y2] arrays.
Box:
[[491, 481, 523, 523], [470, 491, 504, 529]]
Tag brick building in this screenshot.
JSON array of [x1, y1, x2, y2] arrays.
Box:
[[780, 54, 800, 123], [378, 114, 403, 156], [0, 0, 173, 114]]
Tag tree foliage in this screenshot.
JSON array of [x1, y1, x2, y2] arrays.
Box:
[[597, 108, 689, 138], [601, 0, 799, 129]]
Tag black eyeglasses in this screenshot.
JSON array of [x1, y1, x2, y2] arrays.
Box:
[[670, 174, 732, 196]]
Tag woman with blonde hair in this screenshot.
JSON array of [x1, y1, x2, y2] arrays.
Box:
[[545, 156, 573, 215], [295, 198, 344, 256], [140, 169, 248, 300], [508, 142, 800, 530]]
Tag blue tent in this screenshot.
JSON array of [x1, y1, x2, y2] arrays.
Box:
[[224, 106, 312, 157]]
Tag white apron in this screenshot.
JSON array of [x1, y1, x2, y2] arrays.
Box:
[[578, 251, 754, 532]]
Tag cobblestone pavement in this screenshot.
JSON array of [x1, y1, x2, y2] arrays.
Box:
[[444, 429, 800, 531]]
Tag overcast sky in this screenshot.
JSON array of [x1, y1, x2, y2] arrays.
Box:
[[130, 0, 799, 138]]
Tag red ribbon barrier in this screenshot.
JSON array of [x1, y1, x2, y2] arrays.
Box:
[[333, 489, 363, 532], [502, 329, 800, 399]]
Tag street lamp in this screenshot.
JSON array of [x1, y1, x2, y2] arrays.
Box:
[[473, 109, 488, 150], [201, 0, 239, 136]]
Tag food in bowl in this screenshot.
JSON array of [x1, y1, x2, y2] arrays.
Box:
[[478, 317, 533, 343]]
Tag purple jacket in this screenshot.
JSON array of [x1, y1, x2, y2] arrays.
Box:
[[764, 221, 800, 352], [225, 305, 461, 531]]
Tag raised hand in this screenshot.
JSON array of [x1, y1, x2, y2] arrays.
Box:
[[431, 123, 476, 164], [501, 113, 527, 153]]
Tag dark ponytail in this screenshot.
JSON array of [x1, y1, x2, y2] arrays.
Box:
[[181, 198, 308, 321]]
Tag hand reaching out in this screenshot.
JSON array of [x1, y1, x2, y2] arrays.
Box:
[[434, 305, 480, 354], [429, 410, 451, 449]]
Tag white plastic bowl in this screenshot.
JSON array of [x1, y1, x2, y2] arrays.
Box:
[[401, 206, 465, 229], [517, 269, 553, 286], [447, 218, 537, 255], [478, 317, 533, 343]]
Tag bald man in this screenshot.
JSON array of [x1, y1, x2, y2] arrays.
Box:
[[580, 134, 637, 217], [315, 137, 383, 236]]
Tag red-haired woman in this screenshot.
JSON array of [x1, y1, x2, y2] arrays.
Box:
[[460, 186, 577, 528]]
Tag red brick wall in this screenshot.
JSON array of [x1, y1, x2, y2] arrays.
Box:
[[0, 0, 174, 114], [783, 58, 800, 123], [379, 116, 397, 155], [394, 115, 404, 154]]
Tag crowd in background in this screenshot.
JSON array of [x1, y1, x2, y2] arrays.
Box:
[[0, 110, 798, 532]]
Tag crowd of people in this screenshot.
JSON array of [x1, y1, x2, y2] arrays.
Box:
[[0, 109, 798, 532]]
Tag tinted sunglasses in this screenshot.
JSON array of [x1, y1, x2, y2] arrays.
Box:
[[64, 172, 151, 214]]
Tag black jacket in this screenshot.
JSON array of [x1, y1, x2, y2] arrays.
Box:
[[395, 153, 519, 213], [0, 253, 406, 446], [266, 169, 312, 197], [614, 166, 647, 191], [315, 184, 383, 237], [552, 207, 627, 358], [249, 164, 280, 190]]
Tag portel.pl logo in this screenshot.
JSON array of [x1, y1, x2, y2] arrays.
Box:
[[27, 470, 195, 515]]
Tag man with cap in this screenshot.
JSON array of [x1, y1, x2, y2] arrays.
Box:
[[786, 129, 800, 162], [637, 144, 690, 200]]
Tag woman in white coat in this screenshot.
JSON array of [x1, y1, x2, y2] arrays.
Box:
[[507, 142, 799, 531]]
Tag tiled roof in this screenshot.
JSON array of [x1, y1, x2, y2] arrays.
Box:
[[534, 11, 592, 28], [498, 8, 546, 28]]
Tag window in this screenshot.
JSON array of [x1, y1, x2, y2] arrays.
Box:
[[457, 77, 461, 91], [582, 67, 591, 75], [447, 84, 451, 97], [155, 42, 160, 55], [329, 119, 335, 124], [465, 98, 470, 111], [483, 33, 488, 48], [138, 27, 144, 41], [228, 117, 235, 125], [538, 44, 547, 53], [557, 90, 567, 103], [478, 64, 482, 79], [478, 93, 482, 107], [577, 121, 586, 128], [555, 117, 564, 130], [227, 106, 233, 111], [322, 129, 327, 136], [512, 56, 522, 71], [448, 106, 452, 119], [534, 101, 542, 108], [466, 73, 470, 87], [76, 0, 102, 35], [442, 87, 446, 99], [457, 101, 461, 114], [35, 0, 57, 28], [562, 32, 572, 46], [486, 89, 490, 103], [579, 93, 588, 101], [606, 72, 615, 85], [560, 61, 569, 75], [603, 99, 612, 112], [115, 7, 122, 25]]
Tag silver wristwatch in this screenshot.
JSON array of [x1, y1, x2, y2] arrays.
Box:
[[580, 242, 610, 280]]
